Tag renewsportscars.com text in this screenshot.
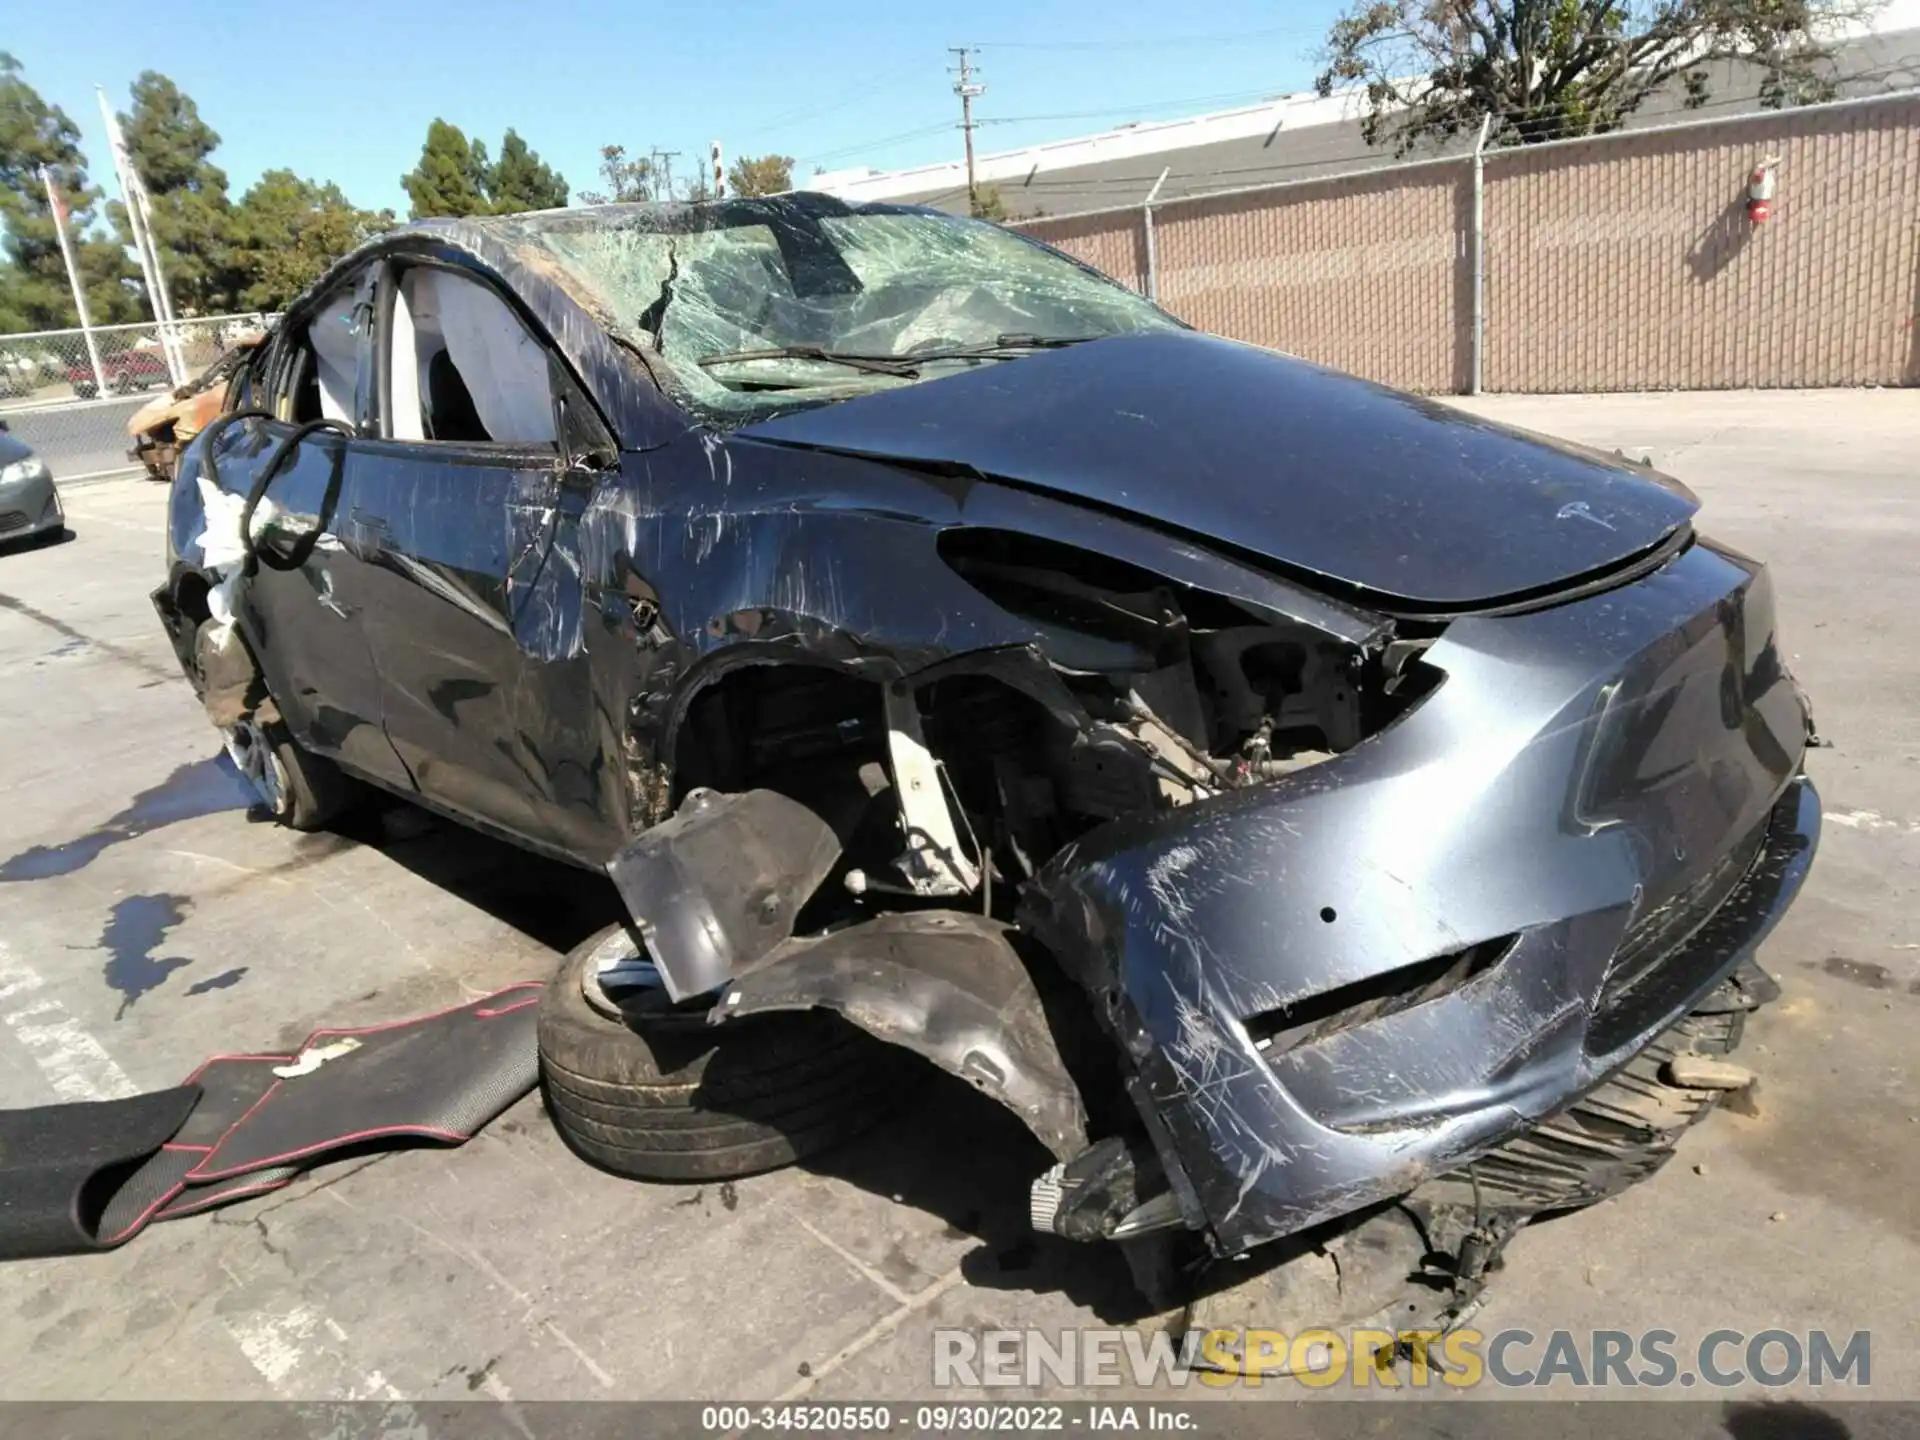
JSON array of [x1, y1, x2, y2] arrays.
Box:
[[933, 1327, 1871, 1389]]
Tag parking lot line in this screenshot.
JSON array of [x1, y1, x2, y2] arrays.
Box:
[[778, 1267, 967, 1400], [0, 940, 138, 1102], [0, 936, 386, 1399]]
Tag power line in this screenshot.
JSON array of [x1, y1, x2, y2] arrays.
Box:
[[803, 50, 1838, 192], [749, 63, 926, 135], [981, 87, 1300, 126], [797, 121, 957, 168], [888, 87, 1844, 214], [974, 25, 1323, 52]]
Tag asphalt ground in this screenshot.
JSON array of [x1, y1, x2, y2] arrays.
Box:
[[2, 393, 153, 481]]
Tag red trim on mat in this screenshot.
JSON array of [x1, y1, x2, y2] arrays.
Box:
[[183, 1123, 473, 1182], [155, 1174, 295, 1220], [170, 984, 542, 1087], [93, 982, 545, 1244]]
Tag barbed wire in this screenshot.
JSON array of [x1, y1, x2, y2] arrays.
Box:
[[914, 85, 1918, 217]]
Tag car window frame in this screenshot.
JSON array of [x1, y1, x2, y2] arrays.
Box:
[[252, 268, 376, 429], [370, 255, 616, 471]]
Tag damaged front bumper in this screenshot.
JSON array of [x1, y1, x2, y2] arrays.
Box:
[[679, 538, 1817, 1261], [1019, 538, 1818, 1257]]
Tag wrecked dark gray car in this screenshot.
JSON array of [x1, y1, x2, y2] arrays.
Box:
[[152, 194, 1819, 1291]]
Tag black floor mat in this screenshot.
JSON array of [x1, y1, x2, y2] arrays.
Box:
[[0, 984, 540, 1260]]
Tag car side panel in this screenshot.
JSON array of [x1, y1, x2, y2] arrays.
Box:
[[347, 440, 621, 860], [198, 421, 414, 790]]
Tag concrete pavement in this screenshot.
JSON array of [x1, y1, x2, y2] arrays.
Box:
[[0, 389, 1913, 1408]]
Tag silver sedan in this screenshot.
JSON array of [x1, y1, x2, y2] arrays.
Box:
[[0, 423, 64, 547]]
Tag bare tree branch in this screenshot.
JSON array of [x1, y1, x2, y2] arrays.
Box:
[[1315, 0, 1877, 151]]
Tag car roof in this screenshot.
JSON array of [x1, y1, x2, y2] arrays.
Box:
[[396, 190, 937, 246]]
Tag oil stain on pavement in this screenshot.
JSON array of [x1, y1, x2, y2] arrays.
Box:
[[97, 893, 196, 1017], [185, 967, 247, 995], [0, 753, 259, 884]]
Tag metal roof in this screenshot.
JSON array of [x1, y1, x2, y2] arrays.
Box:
[[814, 28, 1920, 220]]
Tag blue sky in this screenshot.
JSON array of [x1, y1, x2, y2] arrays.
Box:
[[9, 0, 1345, 216]]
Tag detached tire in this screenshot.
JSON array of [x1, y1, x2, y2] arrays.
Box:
[[539, 924, 909, 1181]]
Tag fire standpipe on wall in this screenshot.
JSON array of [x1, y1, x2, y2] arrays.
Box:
[[1748, 155, 1782, 224]]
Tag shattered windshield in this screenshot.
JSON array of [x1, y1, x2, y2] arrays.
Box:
[[509, 196, 1180, 424]]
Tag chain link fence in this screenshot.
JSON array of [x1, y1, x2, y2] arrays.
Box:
[[0, 314, 273, 481]]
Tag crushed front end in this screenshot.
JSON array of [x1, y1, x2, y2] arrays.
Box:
[[1019, 537, 1817, 1257], [579, 343, 1818, 1268]]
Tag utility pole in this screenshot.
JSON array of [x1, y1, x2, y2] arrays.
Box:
[[949, 46, 984, 215], [651, 148, 682, 201], [711, 141, 725, 199]]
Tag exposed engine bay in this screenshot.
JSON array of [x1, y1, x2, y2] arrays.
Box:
[[665, 531, 1435, 925]]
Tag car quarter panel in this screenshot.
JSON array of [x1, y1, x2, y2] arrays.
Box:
[[571, 434, 1391, 809]]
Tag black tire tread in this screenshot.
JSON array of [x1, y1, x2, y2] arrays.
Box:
[[537, 924, 911, 1181], [541, 1048, 893, 1127]]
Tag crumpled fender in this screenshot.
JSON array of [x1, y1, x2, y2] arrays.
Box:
[[709, 912, 1090, 1160], [605, 788, 843, 1003]]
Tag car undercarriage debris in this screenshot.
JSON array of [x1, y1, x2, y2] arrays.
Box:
[[605, 787, 846, 1003], [1180, 961, 1780, 1373], [714, 910, 1090, 1161]]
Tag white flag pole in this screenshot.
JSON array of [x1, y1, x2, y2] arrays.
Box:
[[97, 87, 187, 386], [39, 165, 107, 398]]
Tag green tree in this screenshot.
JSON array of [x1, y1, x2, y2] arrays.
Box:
[[970, 184, 1009, 222], [110, 72, 236, 313], [486, 128, 568, 212], [0, 52, 140, 330], [726, 153, 794, 198], [578, 144, 656, 204], [228, 169, 392, 311], [403, 119, 568, 216], [401, 118, 490, 218], [1316, 0, 1873, 151]]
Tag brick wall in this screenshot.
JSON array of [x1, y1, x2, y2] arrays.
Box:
[[1020, 95, 1920, 393]]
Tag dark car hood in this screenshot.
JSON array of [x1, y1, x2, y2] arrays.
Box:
[[739, 331, 1697, 609]]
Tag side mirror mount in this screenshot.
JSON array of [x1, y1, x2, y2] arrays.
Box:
[[552, 358, 619, 474]]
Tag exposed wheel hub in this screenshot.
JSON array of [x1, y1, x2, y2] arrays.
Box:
[[580, 927, 671, 1021], [224, 719, 289, 817]]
